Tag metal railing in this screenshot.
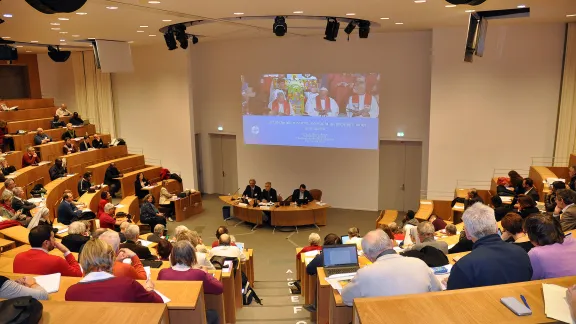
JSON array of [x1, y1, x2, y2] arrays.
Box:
[[530, 156, 569, 167], [492, 168, 529, 178], [420, 190, 454, 200], [145, 157, 162, 166], [128, 147, 144, 155], [455, 179, 491, 190]]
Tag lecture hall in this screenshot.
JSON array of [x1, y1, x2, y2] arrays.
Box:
[[0, 0, 575, 323]]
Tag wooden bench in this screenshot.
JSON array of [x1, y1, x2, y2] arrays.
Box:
[[34, 134, 113, 164], [116, 195, 143, 230], [7, 116, 71, 133], [117, 166, 162, 198], [0, 151, 23, 171], [12, 124, 96, 151], [6, 162, 52, 198], [57, 140, 123, 174], [85, 154, 145, 185], [529, 166, 558, 202], [375, 210, 398, 228], [1, 98, 54, 109], [77, 185, 109, 217], [0, 106, 58, 122]]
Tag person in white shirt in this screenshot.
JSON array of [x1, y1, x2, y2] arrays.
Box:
[[341, 229, 442, 306], [268, 90, 292, 116], [346, 227, 363, 250], [209, 234, 247, 262], [56, 104, 72, 117], [346, 81, 379, 118], [305, 87, 339, 117], [175, 230, 215, 270]]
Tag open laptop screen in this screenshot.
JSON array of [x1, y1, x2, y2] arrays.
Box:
[[323, 245, 358, 268]]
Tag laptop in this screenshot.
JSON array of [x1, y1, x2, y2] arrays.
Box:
[[340, 235, 350, 244], [322, 244, 359, 277]]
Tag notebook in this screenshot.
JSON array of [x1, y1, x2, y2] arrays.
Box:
[[34, 273, 61, 293], [542, 283, 576, 324]]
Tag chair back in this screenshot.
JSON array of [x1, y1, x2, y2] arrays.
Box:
[[310, 189, 323, 201]]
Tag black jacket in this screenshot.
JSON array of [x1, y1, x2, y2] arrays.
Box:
[[120, 240, 154, 260], [104, 166, 121, 185], [78, 178, 91, 196], [306, 253, 323, 276], [242, 185, 262, 199], [57, 201, 81, 225], [517, 206, 540, 219], [33, 134, 52, 146], [61, 129, 76, 140], [11, 197, 35, 217], [61, 234, 90, 253], [50, 120, 66, 129], [261, 188, 278, 202], [92, 139, 105, 149], [570, 176, 576, 191], [69, 116, 84, 126], [497, 185, 516, 197], [291, 189, 314, 203], [79, 141, 91, 152], [1, 165, 16, 176], [524, 187, 540, 203], [135, 178, 150, 200], [545, 193, 557, 213], [447, 234, 532, 290], [49, 164, 67, 181], [494, 206, 512, 222]]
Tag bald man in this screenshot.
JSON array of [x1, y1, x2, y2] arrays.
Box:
[[208, 233, 246, 262], [34, 128, 52, 145]]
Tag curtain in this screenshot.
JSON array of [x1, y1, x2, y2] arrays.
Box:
[[554, 23, 576, 165], [71, 51, 116, 138]]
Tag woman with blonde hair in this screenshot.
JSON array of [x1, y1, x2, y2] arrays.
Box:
[[346, 227, 363, 250], [0, 157, 16, 175], [159, 180, 176, 221], [65, 238, 163, 303]]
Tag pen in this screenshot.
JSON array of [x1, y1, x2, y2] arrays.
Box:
[[520, 295, 530, 309]]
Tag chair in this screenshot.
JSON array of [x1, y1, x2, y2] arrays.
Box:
[[310, 189, 322, 201]]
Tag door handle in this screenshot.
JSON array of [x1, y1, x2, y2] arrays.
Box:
[[222, 171, 225, 177], [401, 184, 405, 191]]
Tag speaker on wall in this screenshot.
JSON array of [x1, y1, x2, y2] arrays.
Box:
[[0, 46, 18, 61], [25, 0, 88, 14]]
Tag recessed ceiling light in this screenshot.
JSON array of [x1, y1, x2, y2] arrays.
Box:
[[1, 37, 10, 39], [395, 22, 404, 25], [137, 30, 144, 33], [51, 28, 60, 30], [58, 17, 69, 21], [72, 34, 80, 37], [380, 17, 389, 20], [60, 43, 67, 45], [233, 12, 244, 15], [465, 9, 475, 13], [162, 19, 172, 22], [414, 0, 426, 3], [139, 25, 149, 28], [3, 14, 13, 18], [148, 34, 156, 36], [128, 41, 134, 43], [59, 32, 68, 34], [517, 4, 526, 8], [50, 23, 60, 25], [16, 45, 22, 48], [60, 39, 66, 42], [445, 4, 456, 7], [26, 51, 32, 53], [106, 6, 118, 10], [88, 37, 95, 40], [30, 41, 38, 43], [567, 14, 576, 17], [76, 12, 87, 15], [346, 13, 356, 16], [148, 0, 161, 3], [293, 11, 304, 14]]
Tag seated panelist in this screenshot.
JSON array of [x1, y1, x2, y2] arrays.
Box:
[[242, 178, 261, 199], [291, 184, 313, 203], [261, 181, 278, 203]]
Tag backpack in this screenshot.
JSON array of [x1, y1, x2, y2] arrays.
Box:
[[401, 245, 449, 267], [241, 271, 262, 305], [0, 296, 43, 324]]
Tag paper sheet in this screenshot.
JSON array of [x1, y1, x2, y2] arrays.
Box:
[[27, 198, 44, 204], [303, 250, 320, 257], [154, 289, 171, 303], [259, 206, 270, 210], [138, 239, 154, 247], [421, 201, 432, 205], [543, 284, 576, 324], [34, 273, 61, 293], [115, 204, 125, 208], [57, 228, 68, 234], [325, 274, 355, 294], [144, 266, 151, 280], [316, 202, 327, 206]]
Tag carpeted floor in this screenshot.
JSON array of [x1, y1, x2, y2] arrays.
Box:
[[157, 194, 402, 323]]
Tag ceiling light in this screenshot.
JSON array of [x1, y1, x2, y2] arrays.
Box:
[[414, 0, 426, 3], [324, 17, 340, 41], [59, 32, 68, 34], [465, 9, 475, 13], [344, 20, 357, 35], [174, 24, 188, 49], [1, 37, 10, 39], [3, 14, 13, 18], [233, 12, 244, 15], [380, 17, 389, 20], [293, 11, 303, 14], [395, 22, 404, 25], [164, 29, 177, 50], [16, 45, 22, 48], [58, 18, 69, 21], [26, 51, 31, 53], [50, 23, 60, 25], [140, 25, 148, 28], [517, 4, 526, 8], [106, 6, 118, 10], [137, 30, 144, 33], [445, 4, 456, 7], [88, 37, 95, 40], [346, 13, 356, 16], [72, 35, 80, 37], [148, 1, 161, 3], [60, 43, 67, 45], [60, 39, 66, 42], [31, 41, 39, 43], [273, 16, 287, 36], [51, 28, 61, 30], [567, 14, 576, 17], [358, 20, 370, 38], [192, 35, 199, 44], [76, 12, 87, 15], [162, 19, 172, 22], [148, 34, 157, 36]]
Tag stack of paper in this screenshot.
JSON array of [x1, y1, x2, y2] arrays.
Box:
[[259, 206, 270, 210], [34, 273, 61, 293], [115, 204, 125, 208], [138, 239, 154, 247], [316, 202, 327, 206], [57, 228, 68, 235], [543, 284, 576, 324], [325, 273, 356, 294]]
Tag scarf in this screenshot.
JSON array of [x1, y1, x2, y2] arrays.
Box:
[[351, 94, 372, 110], [271, 99, 290, 115], [315, 96, 331, 113]]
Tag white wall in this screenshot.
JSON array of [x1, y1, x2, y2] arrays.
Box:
[[37, 54, 76, 108], [111, 44, 197, 189], [427, 24, 566, 198], [191, 32, 433, 210]]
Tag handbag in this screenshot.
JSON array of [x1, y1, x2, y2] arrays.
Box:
[[0, 296, 43, 324]]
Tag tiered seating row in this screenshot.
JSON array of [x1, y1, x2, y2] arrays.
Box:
[[12, 124, 96, 151]]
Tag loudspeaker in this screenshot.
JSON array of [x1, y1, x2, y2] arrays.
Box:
[[445, 0, 486, 5], [48, 50, 71, 62], [0, 46, 18, 60], [25, 0, 88, 14]]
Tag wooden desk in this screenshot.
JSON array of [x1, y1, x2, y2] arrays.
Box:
[[0, 106, 57, 122], [2, 98, 54, 110], [85, 154, 144, 185], [35, 141, 64, 163], [295, 248, 302, 281], [44, 174, 80, 222], [77, 185, 108, 216], [0, 225, 30, 244], [118, 166, 162, 198], [221, 270, 237, 324], [529, 166, 558, 202], [0, 238, 16, 252], [219, 196, 330, 227], [1, 151, 24, 171], [7, 116, 71, 133], [352, 276, 576, 324], [117, 195, 141, 225], [8, 162, 51, 198], [173, 192, 203, 222], [38, 300, 169, 324], [375, 210, 398, 228], [12, 124, 96, 152], [415, 200, 434, 221], [57, 138, 121, 174]]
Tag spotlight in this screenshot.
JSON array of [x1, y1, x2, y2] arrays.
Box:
[[358, 20, 370, 38], [192, 35, 199, 44], [445, 0, 486, 5], [46, 45, 71, 62], [174, 24, 188, 49], [273, 16, 287, 36], [344, 20, 356, 35], [164, 29, 177, 50], [324, 17, 340, 41]]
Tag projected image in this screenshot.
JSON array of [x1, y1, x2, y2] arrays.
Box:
[[242, 73, 380, 150]]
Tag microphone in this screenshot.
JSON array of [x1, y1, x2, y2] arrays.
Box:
[[230, 187, 241, 200]]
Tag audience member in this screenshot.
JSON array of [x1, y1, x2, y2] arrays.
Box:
[[0, 120, 14, 152], [49, 158, 67, 180], [134, 172, 150, 200], [92, 134, 106, 148], [27, 207, 50, 230], [341, 229, 441, 306], [209, 233, 247, 262], [78, 172, 93, 196], [0, 157, 16, 176], [56, 104, 71, 117], [545, 181, 566, 213], [377, 224, 398, 247], [119, 224, 154, 260], [12, 187, 35, 218], [50, 115, 66, 129], [445, 224, 457, 236], [159, 180, 176, 219], [61, 123, 76, 140], [100, 203, 122, 229], [104, 163, 122, 198], [516, 195, 539, 219], [554, 189, 576, 231], [99, 231, 146, 280], [570, 166, 576, 191], [79, 135, 92, 151], [156, 239, 173, 261], [261, 181, 278, 202], [508, 170, 525, 194], [92, 228, 108, 239], [296, 233, 322, 261], [522, 178, 539, 202], [387, 222, 405, 240], [524, 214, 576, 280], [291, 184, 314, 203], [0, 190, 24, 224], [491, 195, 511, 222], [404, 222, 449, 254], [140, 194, 168, 231], [61, 221, 90, 252], [174, 225, 190, 238], [57, 192, 81, 225], [500, 213, 533, 253], [0, 275, 48, 300], [306, 233, 342, 276], [451, 189, 484, 208], [446, 203, 532, 290], [119, 221, 130, 242], [33, 128, 52, 145], [428, 214, 447, 231], [212, 226, 236, 248], [65, 238, 162, 303], [62, 137, 77, 155], [13, 225, 82, 277], [402, 210, 418, 227], [346, 227, 362, 249], [496, 177, 516, 196], [98, 191, 111, 218], [147, 224, 165, 243], [22, 146, 40, 168], [69, 112, 84, 126]]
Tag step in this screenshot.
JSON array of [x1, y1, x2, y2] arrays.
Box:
[[254, 281, 295, 289], [236, 305, 313, 322], [243, 295, 305, 307], [252, 287, 295, 297]]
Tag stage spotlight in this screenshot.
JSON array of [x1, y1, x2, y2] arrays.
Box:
[[164, 29, 177, 50], [324, 17, 340, 41], [344, 20, 356, 35], [174, 24, 188, 49], [192, 35, 199, 44], [46, 45, 71, 62], [358, 20, 370, 38], [273, 16, 287, 36], [0, 18, 4, 25], [445, 0, 486, 5]]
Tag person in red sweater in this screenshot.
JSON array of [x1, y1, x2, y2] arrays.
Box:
[[296, 233, 322, 261], [211, 226, 236, 248], [65, 238, 162, 303], [97, 191, 111, 218], [99, 230, 146, 280], [21, 147, 40, 168], [388, 222, 405, 241], [99, 203, 122, 230], [13, 225, 83, 277]]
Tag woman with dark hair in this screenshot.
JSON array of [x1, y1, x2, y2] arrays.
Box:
[[427, 214, 447, 231], [524, 214, 576, 279], [377, 224, 398, 247], [156, 238, 173, 261], [140, 194, 167, 230], [134, 172, 150, 200], [496, 177, 516, 197], [508, 170, 525, 194], [500, 213, 533, 252], [306, 233, 342, 276], [516, 195, 539, 219]]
